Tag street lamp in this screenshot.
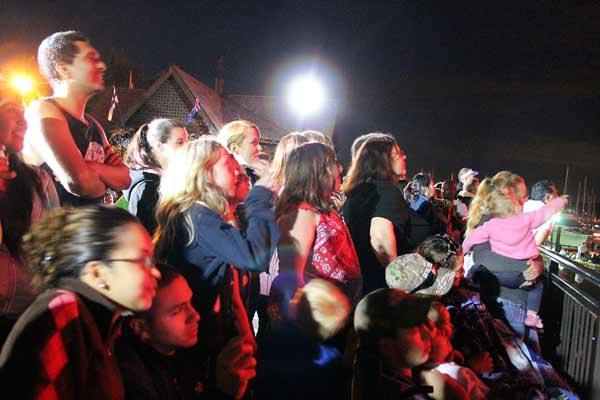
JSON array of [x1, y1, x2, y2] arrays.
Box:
[[287, 75, 325, 117]]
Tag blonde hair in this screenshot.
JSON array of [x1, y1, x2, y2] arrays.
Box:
[[153, 138, 229, 258], [271, 132, 309, 187], [217, 120, 259, 152], [466, 170, 526, 235], [290, 279, 350, 340]]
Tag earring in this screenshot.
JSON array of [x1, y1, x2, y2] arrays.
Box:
[[98, 282, 109, 290]]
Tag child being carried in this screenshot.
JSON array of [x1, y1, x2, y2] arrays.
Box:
[[462, 176, 567, 329]]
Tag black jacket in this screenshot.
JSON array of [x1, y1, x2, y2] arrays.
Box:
[[124, 170, 161, 234], [116, 327, 231, 400]]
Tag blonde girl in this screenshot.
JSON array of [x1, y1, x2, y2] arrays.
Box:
[[153, 137, 278, 349], [217, 120, 267, 184]]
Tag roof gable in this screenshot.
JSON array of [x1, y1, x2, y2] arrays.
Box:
[[121, 66, 219, 134], [91, 66, 338, 143]]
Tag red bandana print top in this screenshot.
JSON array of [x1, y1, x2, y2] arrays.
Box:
[[294, 203, 363, 302]]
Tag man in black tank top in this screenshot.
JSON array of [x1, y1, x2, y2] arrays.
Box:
[[23, 31, 131, 206]]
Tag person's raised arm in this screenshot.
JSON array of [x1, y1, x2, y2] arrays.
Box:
[[193, 185, 279, 273], [462, 224, 491, 254], [525, 196, 567, 230], [277, 208, 318, 287], [370, 217, 397, 266], [24, 101, 107, 198]]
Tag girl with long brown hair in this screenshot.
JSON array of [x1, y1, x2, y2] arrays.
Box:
[[277, 142, 361, 303], [0, 86, 59, 337]]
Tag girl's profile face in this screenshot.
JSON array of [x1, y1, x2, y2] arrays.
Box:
[[158, 127, 189, 166], [212, 148, 242, 201], [389, 145, 407, 180], [236, 127, 262, 163], [102, 223, 161, 311], [332, 161, 343, 193], [0, 97, 27, 153]]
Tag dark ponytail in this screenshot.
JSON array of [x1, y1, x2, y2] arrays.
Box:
[[125, 118, 185, 171]]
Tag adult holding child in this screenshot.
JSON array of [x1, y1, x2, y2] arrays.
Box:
[[464, 171, 567, 330]]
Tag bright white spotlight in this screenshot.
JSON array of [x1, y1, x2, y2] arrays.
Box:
[[10, 75, 34, 95], [287, 75, 325, 116]]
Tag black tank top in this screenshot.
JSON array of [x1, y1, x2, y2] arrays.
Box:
[[42, 99, 105, 207]]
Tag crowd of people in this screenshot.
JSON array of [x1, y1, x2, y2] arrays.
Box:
[[0, 30, 579, 399]]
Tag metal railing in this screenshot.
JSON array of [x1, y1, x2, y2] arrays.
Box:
[[539, 245, 600, 399]]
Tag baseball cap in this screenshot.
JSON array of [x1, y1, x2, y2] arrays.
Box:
[[354, 288, 434, 336], [458, 168, 479, 184], [385, 253, 455, 296]]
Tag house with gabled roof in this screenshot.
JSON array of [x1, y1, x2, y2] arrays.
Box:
[[88, 65, 338, 149]]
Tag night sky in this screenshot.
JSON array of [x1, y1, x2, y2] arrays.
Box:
[[1, 1, 599, 200]]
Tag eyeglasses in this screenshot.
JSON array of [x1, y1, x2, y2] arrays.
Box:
[[103, 256, 155, 269]]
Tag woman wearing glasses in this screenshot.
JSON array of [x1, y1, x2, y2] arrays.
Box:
[[0, 205, 161, 400]]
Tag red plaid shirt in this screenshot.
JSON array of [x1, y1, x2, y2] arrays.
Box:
[[0, 278, 125, 400]]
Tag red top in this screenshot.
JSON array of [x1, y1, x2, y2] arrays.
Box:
[[290, 203, 363, 302]]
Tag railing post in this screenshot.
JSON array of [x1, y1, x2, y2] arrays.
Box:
[[555, 226, 562, 253]]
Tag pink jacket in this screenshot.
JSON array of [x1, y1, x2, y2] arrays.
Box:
[[463, 197, 565, 259]]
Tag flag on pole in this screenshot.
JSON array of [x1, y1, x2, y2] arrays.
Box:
[[186, 97, 201, 124], [107, 86, 119, 122], [128, 70, 134, 89]]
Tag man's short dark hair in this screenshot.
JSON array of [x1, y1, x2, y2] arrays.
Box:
[[155, 263, 182, 289], [38, 31, 89, 84], [530, 180, 556, 201]]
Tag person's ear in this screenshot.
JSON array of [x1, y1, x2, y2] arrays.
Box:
[[229, 143, 239, 154], [130, 318, 152, 343], [55, 62, 72, 81], [80, 260, 112, 292]]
